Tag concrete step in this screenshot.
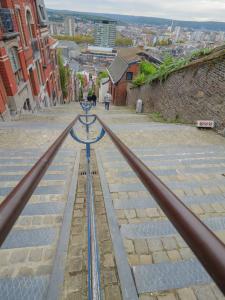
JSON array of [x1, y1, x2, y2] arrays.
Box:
[[0, 147, 79, 300]]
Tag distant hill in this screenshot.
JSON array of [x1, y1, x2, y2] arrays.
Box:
[[47, 8, 225, 32]]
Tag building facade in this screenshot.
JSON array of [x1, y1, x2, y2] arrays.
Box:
[[0, 0, 62, 120], [94, 20, 116, 48], [107, 48, 141, 105]]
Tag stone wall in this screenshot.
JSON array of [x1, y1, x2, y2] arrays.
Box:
[[127, 50, 225, 128]]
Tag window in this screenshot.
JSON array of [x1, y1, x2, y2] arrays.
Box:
[[39, 5, 46, 20], [26, 10, 33, 40], [35, 61, 42, 85], [126, 72, 133, 80], [8, 47, 23, 85], [15, 9, 27, 47]]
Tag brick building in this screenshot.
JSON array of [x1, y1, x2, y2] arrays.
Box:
[[0, 0, 63, 120], [107, 48, 141, 106]]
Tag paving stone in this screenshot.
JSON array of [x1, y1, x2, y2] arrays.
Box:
[[124, 239, 135, 254], [147, 239, 163, 252], [152, 251, 169, 263], [210, 284, 225, 300], [124, 209, 136, 219], [139, 295, 157, 300], [102, 270, 118, 285], [29, 248, 43, 262], [9, 249, 28, 263], [177, 287, 197, 300], [105, 285, 121, 300], [146, 208, 160, 218], [192, 285, 217, 300], [167, 248, 182, 261], [43, 248, 54, 261], [35, 264, 52, 276], [0, 251, 10, 267], [102, 240, 113, 254], [103, 254, 114, 267], [157, 294, 177, 300], [136, 209, 147, 218], [134, 239, 149, 254], [180, 248, 194, 260], [128, 255, 140, 265], [17, 266, 35, 277], [68, 257, 82, 275], [139, 255, 152, 264], [162, 237, 177, 251]]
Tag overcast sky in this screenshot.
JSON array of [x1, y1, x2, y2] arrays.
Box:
[[45, 0, 225, 22]]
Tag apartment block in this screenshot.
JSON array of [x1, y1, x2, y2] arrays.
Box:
[[94, 20, 116, 48], [0, 0, 63, 120], [64, 16, 76, 36]]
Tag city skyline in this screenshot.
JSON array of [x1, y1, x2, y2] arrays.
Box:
[[45, 0, 225, 22]]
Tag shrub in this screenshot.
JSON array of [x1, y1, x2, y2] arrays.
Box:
[[132, 73, 147, 87]]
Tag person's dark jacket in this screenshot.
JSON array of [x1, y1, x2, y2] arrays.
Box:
[[87, 95, 92, 102], [92, 94, 97, 101]]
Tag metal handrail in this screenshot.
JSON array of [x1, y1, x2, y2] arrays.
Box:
[[0, 115, 79, 246], [96, 115, 225, 294]]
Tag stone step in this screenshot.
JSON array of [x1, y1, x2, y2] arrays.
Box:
[[105, 165, 225, 176], [0, 185, 65, 197], [104, 158, 225, 168], [114, 194, 225, 209], [21, 202, 65, 216], [100, 145, 225, 155], [132, 259, 211, 294], [109, 178, 225, 193], [0, 158, 74, 165], [1, 227, 57, 249], [120, 216, 225, 239], [0, 173, 67, 182], [0, 165, 69, 173], [102, 152, 225, 164]]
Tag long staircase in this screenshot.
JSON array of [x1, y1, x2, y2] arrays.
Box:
[[0, 103, 225, 299]]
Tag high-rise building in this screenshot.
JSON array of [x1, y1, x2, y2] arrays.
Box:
[[64, 17, 76, 36], [94, 20, 116, 48]]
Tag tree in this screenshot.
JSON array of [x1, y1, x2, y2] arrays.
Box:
[[57, 50, 70, 99], [97, 70, 108, 86], [115, 37, 133, 46], [54, 34, 94, 44]]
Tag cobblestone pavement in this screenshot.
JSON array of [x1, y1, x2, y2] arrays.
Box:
[[94, 104, 225, 299], [1, 102, 225, 299]]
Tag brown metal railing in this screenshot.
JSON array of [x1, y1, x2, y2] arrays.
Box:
[[97, 115, 225, 294], [0, 115, 78, 246]]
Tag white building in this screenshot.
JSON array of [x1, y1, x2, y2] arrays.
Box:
[[94, 20, 116, 48], [99, 77, 109, 102], [64, 17, 76, 36], [49, 22, 63, 36]]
